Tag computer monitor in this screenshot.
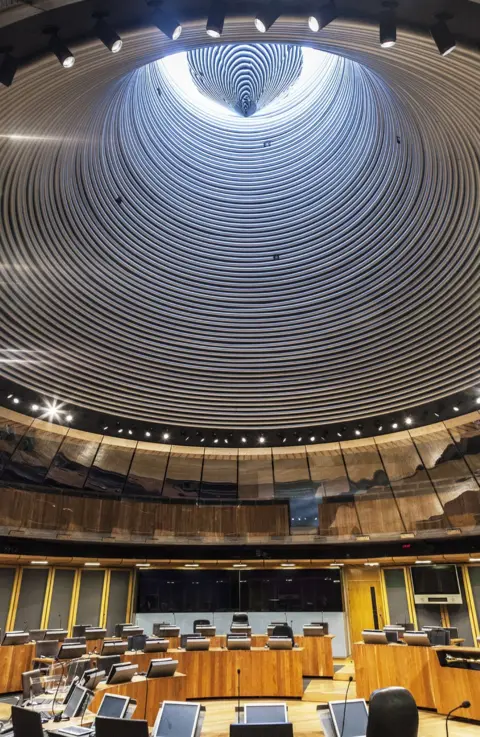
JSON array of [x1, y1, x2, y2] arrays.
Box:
[[244, 704, 287, 724], [426, 628, 451, 646], [195, 625, 216, 637], [362, 630, 388, 645], [65, 636, 87, 645], [227, 637, 251, 651], [127, 634, 148, 652], [35, 639, 60, 658], [403, 631, 431, 647], [185, 637, 209, 651], [153, 624, 180, 638], [180, 633, 201, 649], [96, 654, 121, 679], [101, 640, 128, 656], [106, 663, 138, 685], [114, 623, 133, 638], [144, 638, 169, 653], [267, 637, 292, 650], [45, 629, 68, 642], [329, 699, 369, 737], [3, 632, 30, 646], [230, 726, 293, 737], [95, 717, 149, 737], [58, 643, 87, 659], [63, 685, 91, 719], [383, 630, 399, 644], [97, 693, 131, 719], [146, 658, 178, 678], [303, 625, 325, 637], [153, 701, 201, 737], [63, 676, 80, 705], [85, 628, 107, 640], [122, 626, 144, 637], [81, 668, 106, 690], [230, 625, 252, 635], [28, 629, 46, 642], [444, 626, 459, 639], [73, 624, 92, 638], [11, 705, 44, 737]]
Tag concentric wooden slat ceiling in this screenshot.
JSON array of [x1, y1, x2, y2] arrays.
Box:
[[0, 18, 479, 429]]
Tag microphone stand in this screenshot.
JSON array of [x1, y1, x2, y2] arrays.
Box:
[[237, 668, 241, 723], [446, 701, 470, 737], [340, 677, 353, 737]]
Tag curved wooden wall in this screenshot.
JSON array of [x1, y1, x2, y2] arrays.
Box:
[[1, 407, 480, 541]]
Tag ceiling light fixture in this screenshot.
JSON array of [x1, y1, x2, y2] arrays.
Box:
[[355, 429, 361, 436], [151, 7, 182, 40], [65, 414, 73, 422], [184, 562, 199, 568], [308, 1, 337, 32], [136, 563, 151, 568], [31, 404, 39, 411], [233, 562, 247, 568], [30, 560, 48, 565], [379, 1, 397, 48], [145, 431, 151, 438], [162, 432, 170, 440], [453, 406, 459, 412], [392, 422, 398, 429], [46, 29, 75, 68], [415, 560, 432, 564], [206, 0, 226, 37], [476, 397, 480, 405], [41, 399, 63, 421], [255, 0, 281, 33], [84, 561, 101, 567], [405, 417, 413, 425], [430, 16, 456, 57], [365, 562, 380, 567], [93, 16, 123, 53], [0, 50, 17, 87], [281, 562, 296, 568], [259, 436, 265, 444], [469, 557, 480, 563], [241, 436, 247, 443]]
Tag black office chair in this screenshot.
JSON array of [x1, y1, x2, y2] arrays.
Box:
[[231, 613, 249, 626], [272, 624, 295, 646], [193, 619, 210, 633], [396, 622, 415, 632], [366, 687, 418, 737], [427, 628, 450, 646]]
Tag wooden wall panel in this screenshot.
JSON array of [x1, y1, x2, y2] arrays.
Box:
[[238, 449, 274, 499], [162, 447, 203, 499], [46, 429, 102, 488], [318, 498, 361, 537], [200, 448, 238, 500], [375, 432, 447, 532], [124, 442, 170, 496], [445, 412, 480, 483], [272, 447, 314, 498], [0, 408, 32, 475], [85, 437, 136, 494], [307, 443, 349, 497], [4, 420, 68, 484], [410, 424, 480, 528]]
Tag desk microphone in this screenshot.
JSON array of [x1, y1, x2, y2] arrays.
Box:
[[172, 612, 176, 626], [340, 676, 353, 737], [237, 668, 241, 723], [446, 700, 470, 736]]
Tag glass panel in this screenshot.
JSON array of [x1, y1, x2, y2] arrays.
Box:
[[14, 568, 49, 630], [0, 409, 31, 475], [318, 497, 360, 537], [238, 449, 274, 499], [272, 447, 314, 498], [162, 447, 203, 499], [448, 568, 474, 646], [125, 443, 170, 495], [85, 438, 136, 494], [46, 430, 101, 488], [200, 449, 238, 500], [468, 566, 480, 629], [446, 414, 480, 484], [307, 443, 349, 497], [5, 422, 67, 483]]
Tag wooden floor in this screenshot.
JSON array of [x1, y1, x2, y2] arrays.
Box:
[[199, 698, 480, 737]]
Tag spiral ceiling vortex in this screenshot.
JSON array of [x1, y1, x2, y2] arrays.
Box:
[[0, 20, 479, 431]]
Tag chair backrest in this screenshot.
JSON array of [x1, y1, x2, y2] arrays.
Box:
[[11, 705, 44, 737], [232, 613, 249, 625], [65, 636, 86, 645], [28, 630, 46, 642], [21, 669, 43, 701], [193, 619, 210, 633], [272, 624, 295, 645], [366, 687, 418, 737]]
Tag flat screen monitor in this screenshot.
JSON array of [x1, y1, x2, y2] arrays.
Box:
[[403, 631, 431, 647], [3, 631, 30, 646], [195, 625, 216, 637], [101, 640, 128, 656], [185, 638, 209, 651], [95, 716, 149, 737], [85, 628, 107, 640], [444, 627, 459, 639], [153, 701, 201, 737], [73, 624, 92, 638], [362, 630, 388, 645], [28, 629, 46, 641], [122, 627, 144, 637], [244, 704, 287, 724], [35, 639, 59, 658], [411, 565, 461, 598], [82, 668, 106, 690], [63, 676, 80, 705], [329, 699, 369, 737], [128, 634, 148, 652], [115, 623, 133, 637], [267, 637, 292, 650], [107, 663, 138, 685], [97, 693, 131, 719], [45, 629, 68, 641], [58, 643, 87, 659], [303, 626, 325, 637], [180, 634, 201, 649], [227, 638, 251, 650], [11, 705, 44, 737], [153, 624, 180, 638], [63, 685, 90, 719], [147, 659, 178, 678], [383, 630, 399, 644], [230, 726, 293, 737], [144, 638, 169, 653]]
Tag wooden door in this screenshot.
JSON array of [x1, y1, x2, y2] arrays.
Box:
[[345, 568, 386, 650]]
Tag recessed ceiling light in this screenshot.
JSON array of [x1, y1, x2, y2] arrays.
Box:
[[392, 422, 398, 429], [415, 560, 432, 564], [128, 430, 133, 435], [136, 563, 151, 568], [281, 562, 296, 568], [184, 563, 199, 568], [405, 417, 413, 425], [233, 563, 247, 568], [103, 426, 108, 431], [200, 437, 205, 443], [13, 397, 19, 404], [355, 429, 361, 436], [31, 404, 39, 411], [241, 437, 247, 443], [84, 562, 101, 567], [453, 406, 459, 412], [118, 428, 123, 433], [476, 397, 480, 405], [297, 437, 302, 442], [224, 438, 229, 444], [365, 562, 379, 567], [162, 432, 170, 440], [213, 438, 219, 444], [310, 436, 315, 442], [259, 436, 265, 444], [65, 414, 73, 422], [30, 560, 48, 565], [145, 431, 151, 438]]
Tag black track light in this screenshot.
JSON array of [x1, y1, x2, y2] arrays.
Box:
[[93, 17, 123, 53], [430, 16, 456, 56], [379, 2, 397, 48], [0, 50, 17, 87], [45, 29, 75, 68], [308, 1, 337, 32], [255, 0, 282, 33], [151, 7, 182, 40], [207, 0, 226, 37]]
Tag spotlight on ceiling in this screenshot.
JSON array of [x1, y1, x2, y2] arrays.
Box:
[[430, 16, 456, 57], [476, 397, 480, 405], [241, 436, 247, 443], [0, 50, 17, 87], [46, 29, 75, 68], [206, 0, 226, 37], [162, 432, 170, 440], [355, 428, 361, 436], [145, 431, 151, 438], [31, 404, 39, 411], [310, 436, 315, 442], [405, 416, 413, 425], [151, 7, 182, 40], [259, 435, 265, 444], [453, 405, 459, 412], [65, 414, 73, 422], [93, 16, 123, 53], [392, 422, 398, 429], [255, 0, 281, 33], [308, 1, 337, 32], [379, 1, 397, 48]]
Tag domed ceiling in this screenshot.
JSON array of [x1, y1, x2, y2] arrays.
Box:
[[0, 20, 479, 431]]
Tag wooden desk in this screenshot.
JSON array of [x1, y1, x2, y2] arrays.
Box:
[[249, 634, 334, 677], [89, 673, 187, 727], [431, 646, 480, 721], [86, 638, 104, 654], [353, 642, 436, 709], [0, 643, 35, 693]]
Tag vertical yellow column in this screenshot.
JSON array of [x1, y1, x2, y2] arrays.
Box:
[[68, 568, 82, 635], [404, 567, 418, 629], [5, 566, 22, 632], [99, 569, 110, 629], [462, 564, 479, 645], [40, 567, 56, 629]]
